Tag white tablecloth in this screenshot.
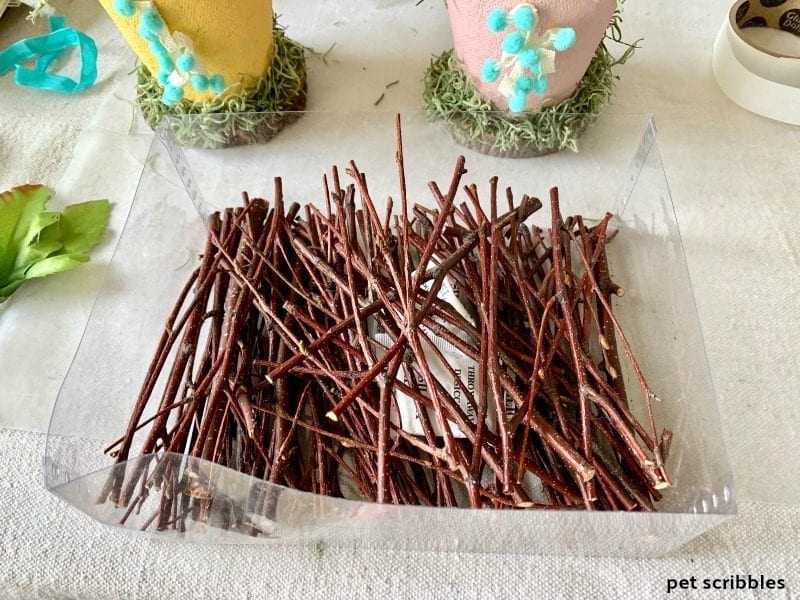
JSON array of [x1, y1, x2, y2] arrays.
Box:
[[1, 1, 798, 597]]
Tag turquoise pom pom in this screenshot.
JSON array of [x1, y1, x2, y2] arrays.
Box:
[[162, 84, 184, 106], [139, 21, 160, 41], [513, 6, 536, 31], [157, 71, 170, 86], [487, 9, 508, 33], [190, 74, 208, 91], [176, 53, 195, 72], [148, 39, 170, 61], [532, 76, 549, 95], [508, 91, 527, 113], [502, 32, 525, 55], [148, 40, 174, 73], [553, 27, 577, 52], [113, 0, 135, 17], [515, 75, 535, 93], [519, 48, 540, 69], [158, 56, 174, 73], [140, 10, 164, 34], [209, 74, 225, 94], [154, 49, 174, 73], [481, 59, 501, 83]]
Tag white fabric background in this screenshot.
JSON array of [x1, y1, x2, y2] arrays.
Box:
[[0, 0, 799, 597]]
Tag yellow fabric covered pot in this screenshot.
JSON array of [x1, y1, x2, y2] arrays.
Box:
[[98, 0, 274, 104], [98, 0, 307, 148]]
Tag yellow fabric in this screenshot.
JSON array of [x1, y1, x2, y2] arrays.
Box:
[[97, 0, 274, 102]]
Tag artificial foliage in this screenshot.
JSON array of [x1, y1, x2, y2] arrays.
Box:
[[0, 185, 110, 302]]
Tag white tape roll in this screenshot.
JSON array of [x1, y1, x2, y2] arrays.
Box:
[[713, 2, 800, 125]]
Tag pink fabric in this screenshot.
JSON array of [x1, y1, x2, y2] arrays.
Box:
[[447, 0, 617, 111]]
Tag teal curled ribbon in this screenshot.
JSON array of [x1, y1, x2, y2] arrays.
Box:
[[0, 15, 97, 92]]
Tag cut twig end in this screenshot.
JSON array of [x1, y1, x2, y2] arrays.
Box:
[[599, 335, 612, 351]]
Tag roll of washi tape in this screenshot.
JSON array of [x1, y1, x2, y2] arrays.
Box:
[[712, 0, 800, 125]]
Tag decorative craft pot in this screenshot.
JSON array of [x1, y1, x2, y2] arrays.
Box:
[[447, 0, 617, 112], [98, 0, 275, 103]]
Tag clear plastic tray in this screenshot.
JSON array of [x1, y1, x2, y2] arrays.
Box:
[[45, 111, 735, 556]]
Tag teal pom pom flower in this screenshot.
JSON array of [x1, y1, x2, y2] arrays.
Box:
[[532, 76, 549, 95], [508, 91, 527, 113], [148, 40, 175, 74], [156, 53, 174, 74], [162, 84, 184, 106], [481, 59, 501, 83], [519, 48, 540, 69], [487, 9, 508, 33], [176, 53, 195, 72], [209, 74, 225, 94], [553, 27, 577, 52], [140, 10, 164, 35], [148, 39, 170, 62], [113, 0, 135, 18], [502, 32, 525, 55], [190, 74, 209, 91], [157, 71, 170, 86], [482, 4, 576, 113], [513, 6, 536, 32], [515, 75, 535, 93], [139, 21, 160, 42]]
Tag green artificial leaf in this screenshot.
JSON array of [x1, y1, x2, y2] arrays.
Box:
[[18, 211, 61, 249], [0, 185, 52, 281], [0, 280, 24, 301], [8, 240, 65, 283], [23, 253, 90, 279], [0, 184, 110, 302], [58, 199, 111, 254], [27, 239, 64, 260]]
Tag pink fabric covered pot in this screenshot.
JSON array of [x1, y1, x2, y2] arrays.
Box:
[[447, 0, 617, 112]]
